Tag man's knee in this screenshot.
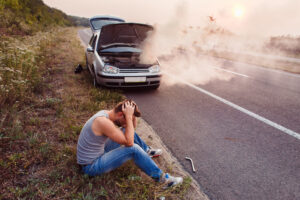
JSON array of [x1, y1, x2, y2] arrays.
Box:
[[127, 143, 144, 153]]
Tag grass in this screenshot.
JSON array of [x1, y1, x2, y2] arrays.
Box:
[[0, 27, 191, 199]]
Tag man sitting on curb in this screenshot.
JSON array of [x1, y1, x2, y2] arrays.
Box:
[[77, 100, 183, 187]]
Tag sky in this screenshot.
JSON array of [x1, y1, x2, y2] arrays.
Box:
[[43, 0, 300, 37]]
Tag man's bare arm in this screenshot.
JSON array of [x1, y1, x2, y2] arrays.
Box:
[[93, 101, 136, 147], [122, 101, 135, 146], [132, 116, 137, 129], [95, 118, 130, 146], [99, 117, 134, 147], [124, 115, 134, 146]]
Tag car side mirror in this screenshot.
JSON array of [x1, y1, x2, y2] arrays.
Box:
[[87, 47, 94, 52]]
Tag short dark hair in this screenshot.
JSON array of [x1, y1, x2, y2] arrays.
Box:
[[114, 100, 141, 117]]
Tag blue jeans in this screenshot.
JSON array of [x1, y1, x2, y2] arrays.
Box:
[[82, 130, 163, 181]]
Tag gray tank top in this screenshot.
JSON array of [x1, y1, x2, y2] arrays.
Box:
[[77, 110, 109, 165]]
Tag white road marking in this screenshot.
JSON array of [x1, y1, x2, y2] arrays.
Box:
[[214, 56, 300, 79], [249, 64, 300, 79], [213, 48, 300, 64], [213, 66, 249, 78], [164, 72, 300, 140]]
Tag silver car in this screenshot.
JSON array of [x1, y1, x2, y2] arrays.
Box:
[[86, 21, 162, 89]]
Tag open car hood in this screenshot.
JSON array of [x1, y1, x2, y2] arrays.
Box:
[[98, 23, 154, 49], [89, 15, 125, 32]]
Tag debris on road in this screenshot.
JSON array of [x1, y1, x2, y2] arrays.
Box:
[[185, 157, 196, 173]]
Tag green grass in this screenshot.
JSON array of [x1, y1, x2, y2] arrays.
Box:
[[0, 0, 74, 35], [0, 27, 191, 199]]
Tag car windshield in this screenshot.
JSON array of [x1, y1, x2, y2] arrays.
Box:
[[90, 18, 124, 30]]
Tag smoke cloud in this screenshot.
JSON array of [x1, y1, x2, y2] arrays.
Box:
[[139, 1, 233, 86], [138, 0, 300, 82]]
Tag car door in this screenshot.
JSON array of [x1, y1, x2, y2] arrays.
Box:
[[86, 35, 94, 68], [87, 35, 98, 75]]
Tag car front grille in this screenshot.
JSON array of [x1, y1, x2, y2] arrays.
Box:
[[119, 68, 149, 73]]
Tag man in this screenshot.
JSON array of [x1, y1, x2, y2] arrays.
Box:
[[77, 100, 182, 187]]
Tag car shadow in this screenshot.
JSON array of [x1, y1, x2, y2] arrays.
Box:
[[120, 87, 160, 97]]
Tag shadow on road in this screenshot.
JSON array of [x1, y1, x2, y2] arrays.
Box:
[[121, 87, 160, 95]]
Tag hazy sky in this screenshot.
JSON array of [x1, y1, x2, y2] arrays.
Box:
[[43, 0, 300, 36]]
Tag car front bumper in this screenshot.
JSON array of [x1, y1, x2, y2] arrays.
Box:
[[96, 73, 162, 88]]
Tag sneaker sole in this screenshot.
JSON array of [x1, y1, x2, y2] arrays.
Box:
[[150, 154, 161, 158]]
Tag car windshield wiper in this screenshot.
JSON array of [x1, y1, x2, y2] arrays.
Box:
[[100, 43, 138, 49]]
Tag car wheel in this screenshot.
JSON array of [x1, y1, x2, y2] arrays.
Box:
[[91, 66, 99, 87], [86, 57, 91, 73], [93, 75, 99, 87]]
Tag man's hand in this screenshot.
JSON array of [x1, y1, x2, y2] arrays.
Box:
[[122, 101, 135, 118], [122, 101, 136, 146]]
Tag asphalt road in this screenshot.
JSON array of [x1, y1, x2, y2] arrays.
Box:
[[78, 29, 300, 200]]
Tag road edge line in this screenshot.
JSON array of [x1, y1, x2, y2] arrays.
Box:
[[164, 72, 300, 140]]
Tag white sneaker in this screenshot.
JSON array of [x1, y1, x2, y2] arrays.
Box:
[[147, 147, 162, 158], [161, 173, 183, 188]]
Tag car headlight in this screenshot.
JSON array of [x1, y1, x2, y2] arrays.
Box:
[[103, 64, 119, 74], [149, 65, 160, 73]]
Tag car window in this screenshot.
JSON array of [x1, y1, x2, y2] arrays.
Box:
[[89, 35, 95, 46], [91, 36, 98, 49]]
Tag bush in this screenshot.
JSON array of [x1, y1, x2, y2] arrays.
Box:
[[0, 37, 42, 106], [0, 0, 74, 35]]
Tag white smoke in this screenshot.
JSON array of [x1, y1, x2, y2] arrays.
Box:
[[140, 1, 234, 86]]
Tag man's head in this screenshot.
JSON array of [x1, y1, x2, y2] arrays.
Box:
[[112, 100, 141, 127]]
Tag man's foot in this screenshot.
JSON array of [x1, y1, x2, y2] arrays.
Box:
[[160, 173, 183, 188], [147, 146, 162, 158]]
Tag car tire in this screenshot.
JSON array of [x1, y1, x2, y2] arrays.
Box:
[[93, 75, 99, 88], [91, 65, 99, 87], [86, 57, 91, 74]]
